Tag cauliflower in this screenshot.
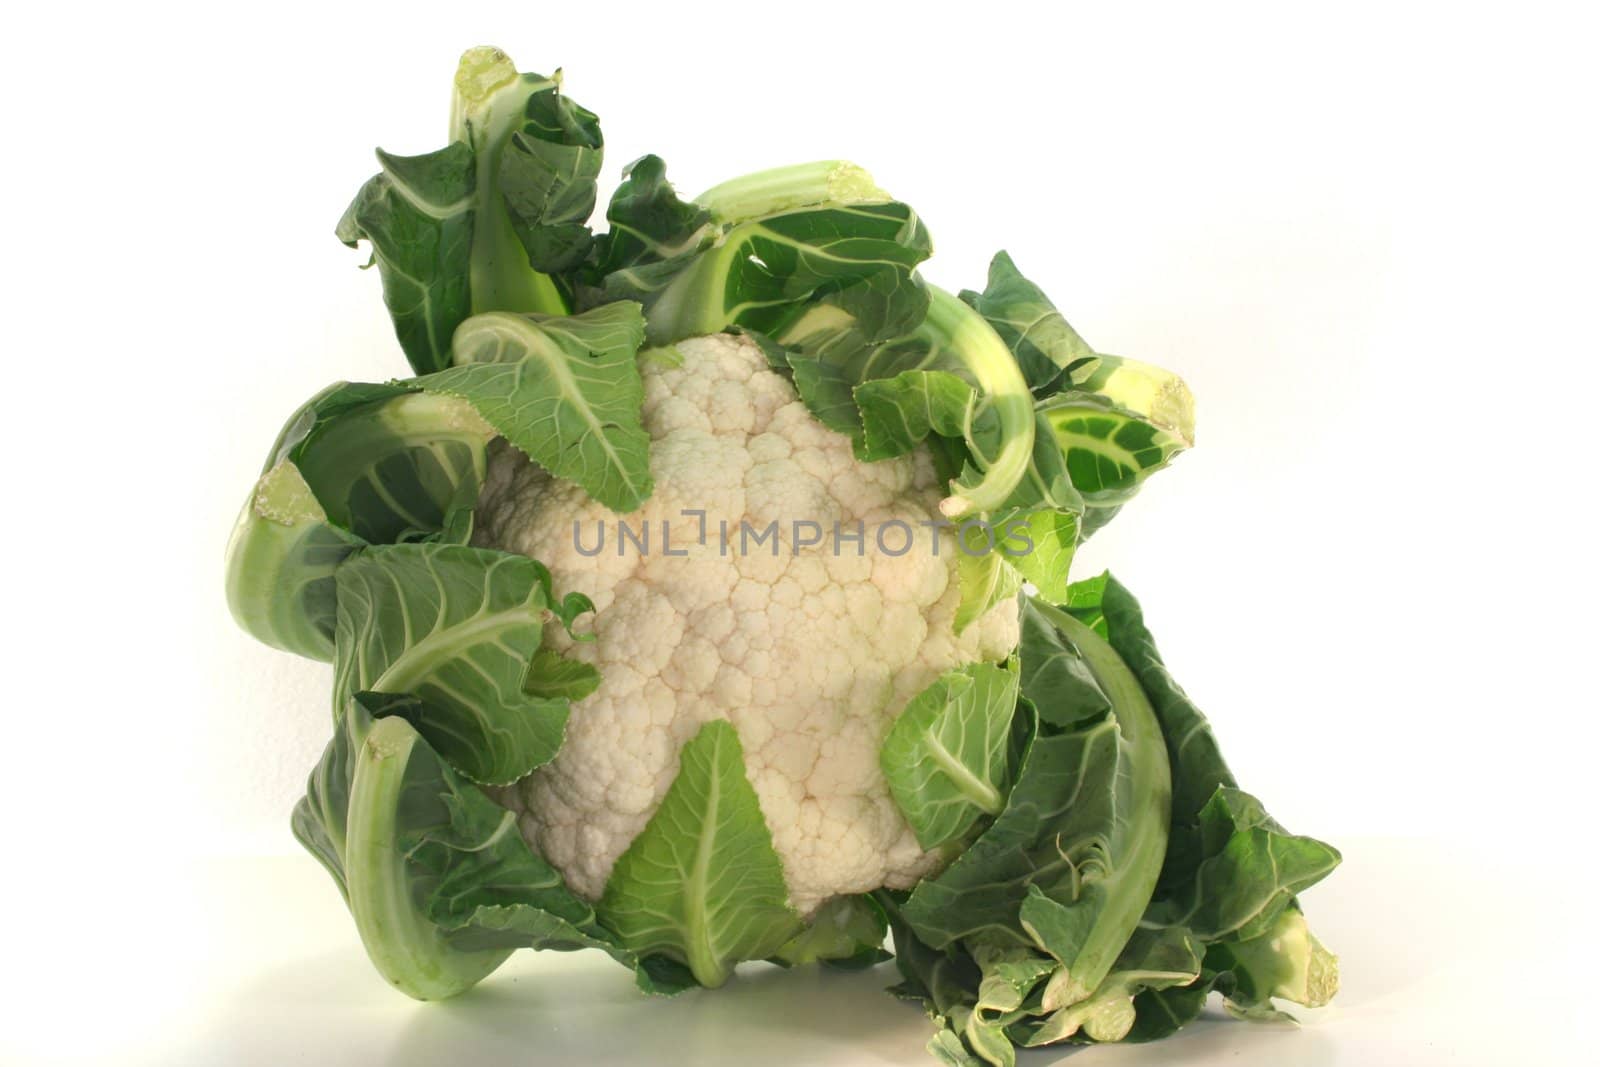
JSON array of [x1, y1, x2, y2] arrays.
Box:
[[475, 332, 1020, 912], [230, 50, 1339, 1065]]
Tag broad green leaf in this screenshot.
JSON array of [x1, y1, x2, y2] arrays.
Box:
[[767, 276, 937, 438], [1017, 597, 1111, 728], [880, 893, 984, 1015], [340, 49, 607, 370], [1083, 574, 1237, 890], [290, 390, 495, 545], [449, 47, 600, 317], [927, 1029, 983, 1067], [332, 543, 584, 785], [224, 460, 363, 661], [1209, 903, 1338, 1014], [496, 76, 603, 276], [586, 155, 714, 284], [960, 251, 1095, 396], [426, 303, 652, 512], [973, 946, 1055, 1015], [226, 382, 497, 662], [1000, 509, 1079, 606], [337, 143, 476, 375], [1071, 354, 1195, 447], [903, 715, 1127, 948], [598, 720, 801, 987], [1027, 926, 1202, 1045], [905, 604, 1170, 1010], [773, 895, 890, 969], [1157, 787, 1341, 942], [991, 410, 1084, 517], [521, 648, 601, 701], [1040, 392, 1191, 507], [1125, 971, 1226, 1043], [855, 369, 973, 461], [292, 694, 674, 1001], [620, 198, 932, 345], [881, 663, 1020, 849], [954, 540, 1024, 636]]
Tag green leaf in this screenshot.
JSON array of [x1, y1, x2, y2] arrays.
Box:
[[598, 720, 802, 987], [1157, 788, 1341, 942], [496, 79, 604, 276], [521, 648, 601, 701], [224, 460, 363, 661], [292, 694, 669, 1001], [1017, 597, 1111, 729], [855, 369, 973, 462], [1071, 354, 1196, 447], [1026, 926, 1202, 1045], [426, 302, 652, 512], [337, 143, 476, 375], [905, 604, 1170, 1011], [287, 388, 495, 545], [881, 663, 1020, 850], [772, 895, 890, 969], [998, 508, 1079, 606], [339, 49, 607, 370], [584, 154, 715, 286], [226, 382, 499, 660], [624, 198, 933, 344], [959, 251, 1095, 396], [449, 47, 599, 318], [1085, 574, 1237, 890], [332, 543, 584, 785], [1209, 904, 1339, 1013], [1041, 392, 1192, 506], [954, 529, 1025, 636], [765, 274, 936, 437]]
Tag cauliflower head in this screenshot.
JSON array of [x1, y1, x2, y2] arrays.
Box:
[[474, 332, 1020, 913]]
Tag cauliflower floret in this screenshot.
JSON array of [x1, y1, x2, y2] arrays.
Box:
[[475, 332, 1020, 914]]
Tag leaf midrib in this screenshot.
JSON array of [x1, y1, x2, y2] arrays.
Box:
[[369, 605, 536, 696]]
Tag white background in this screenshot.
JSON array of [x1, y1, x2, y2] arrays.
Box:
[[3, 1, 1596, 1063]]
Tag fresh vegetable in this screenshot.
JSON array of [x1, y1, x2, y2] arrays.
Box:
[[226, 46, 1339, 1064]]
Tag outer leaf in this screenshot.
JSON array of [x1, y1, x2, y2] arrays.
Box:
[[598, 720, 802, 987], [1082, 574, 1236, 890], [227, 382, 497, 660], [617, 198, 932, 344], [584, 154, 714, 286], [1158, 788, 1341, 942], [773, 895, 890, 969], [292, 695, 667, 1001], [336, 143, 476, 374], [1017, 596, 1110, 729], [1026, 926, 1202, 1045], [449, 47, 599, 317], [954, 535, 1025, 636], [428, 303, 651, 512], [907, 603, 1170, 1011], [1000, 509, 1079, 606], [1041, 392, 1192, 507], [332, 543, 581, 785], [1071, 354, 1196, 447], [902, 715, 1126, 948], [769, 276, 937, 438], [855, 369, 973, 462], [224, 460, 363, 661], [959, 251, 1095, 396], [289, 389, 495, 545], [881, 664, 1020, 849], [497, 80, 604, 275]]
